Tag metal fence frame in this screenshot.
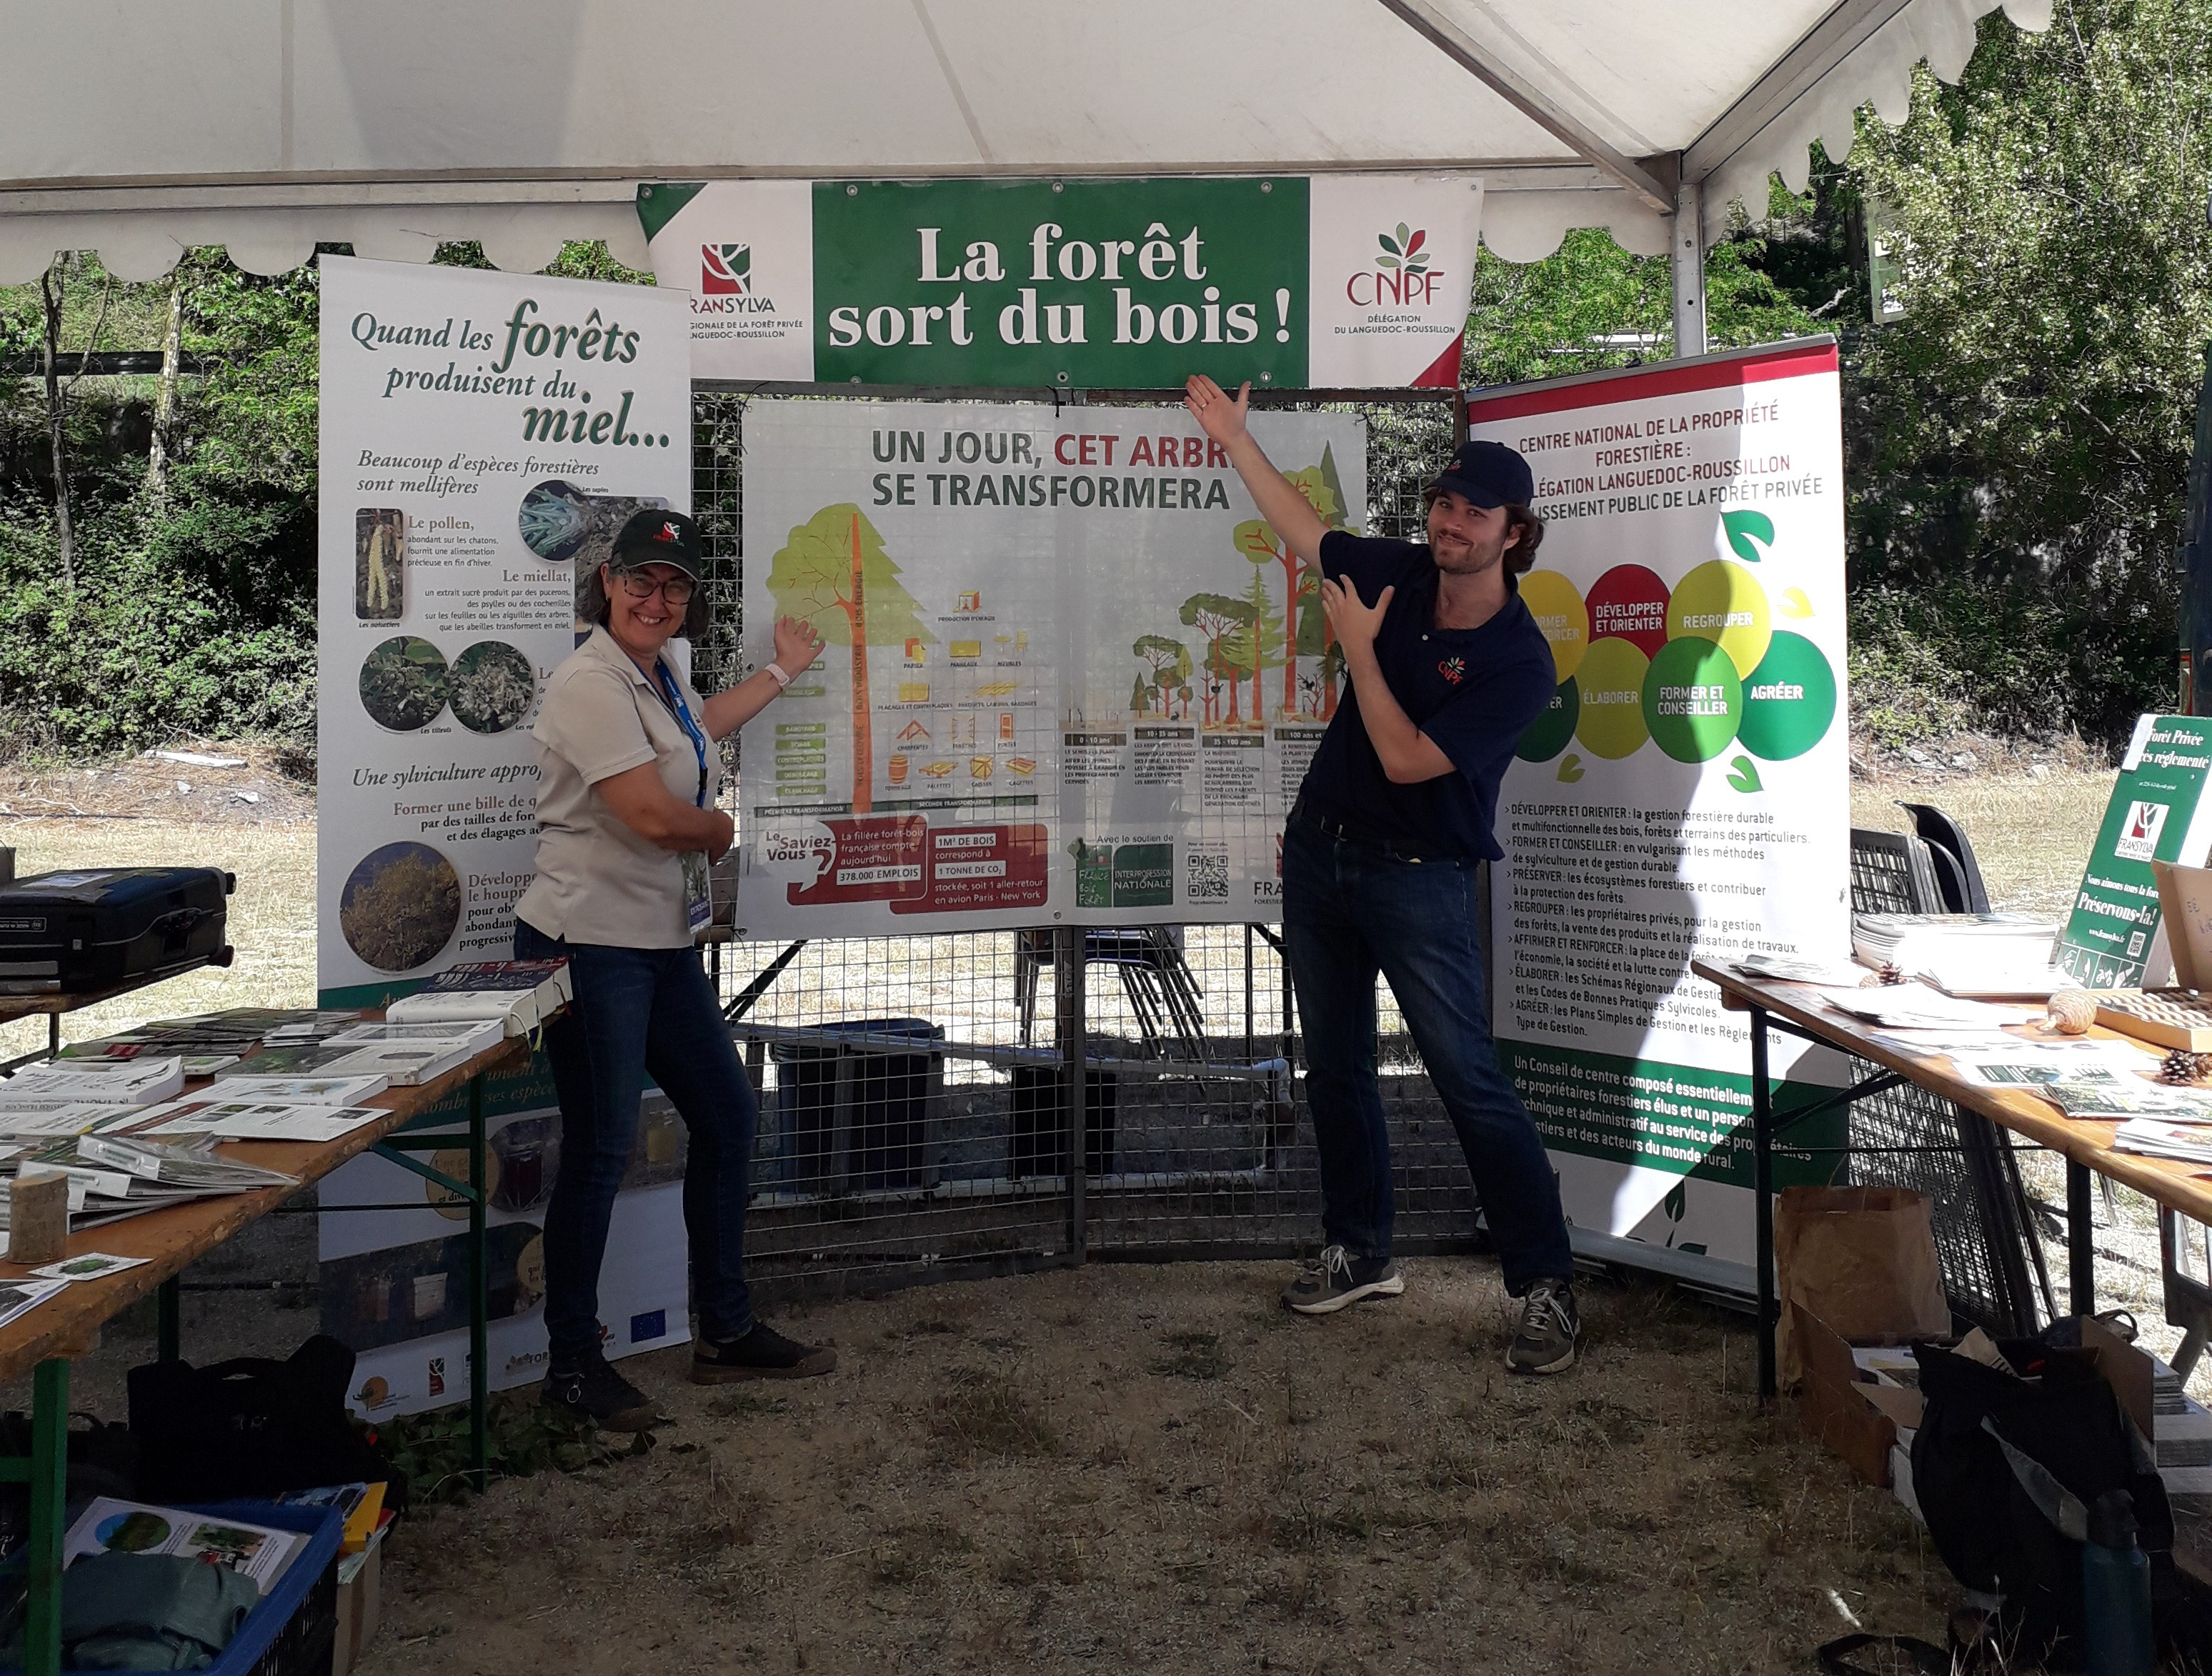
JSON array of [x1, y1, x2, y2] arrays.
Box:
[[688, 383, 1488, 1305]]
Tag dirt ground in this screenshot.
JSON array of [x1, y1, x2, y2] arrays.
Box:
[[367, 1261, 1946, 1676], [0, 747, 2161, 1672]]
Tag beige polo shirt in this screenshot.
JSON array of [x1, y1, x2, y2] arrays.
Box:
[[514, 625, 722, 949]]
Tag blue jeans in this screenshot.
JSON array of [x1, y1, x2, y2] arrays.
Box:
[[516, 917, 756, 1366], [1282, 817, 1573, 1295]]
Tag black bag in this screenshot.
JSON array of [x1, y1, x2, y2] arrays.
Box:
[[128, 1335, 403, 1506], [1910, 1335, 2177, 1669], [0, 867, 232, 994]]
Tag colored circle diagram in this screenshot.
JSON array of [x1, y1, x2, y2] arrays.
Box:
[[1517, 569, 1588, 684], [1737, 631, 1838, 761], [1510, 550, 1837, 778]]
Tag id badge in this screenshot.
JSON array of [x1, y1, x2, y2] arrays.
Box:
[[682, 850, 713, 936]]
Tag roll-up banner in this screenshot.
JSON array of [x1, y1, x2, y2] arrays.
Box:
[[314, 256, 697, 1407], [1466, 341, 1851, 1277], [639, 176, 1482, 389]]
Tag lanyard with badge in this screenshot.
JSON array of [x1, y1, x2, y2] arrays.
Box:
[[650, 660, 715, 935]]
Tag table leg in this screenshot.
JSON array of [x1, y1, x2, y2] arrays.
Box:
[[2069, 1157, 2096, 1319], [156, 1275, 180, 1363], [1752, 1005, 1776, 1402], [467, 1074, 489, 1494], [25, 1358, 67, 1676]]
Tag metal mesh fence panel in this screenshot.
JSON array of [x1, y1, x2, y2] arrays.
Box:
[[692, 387, 1472, 1302]]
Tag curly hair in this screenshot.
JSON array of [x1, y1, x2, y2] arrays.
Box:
[[582, 560, 712, 639]]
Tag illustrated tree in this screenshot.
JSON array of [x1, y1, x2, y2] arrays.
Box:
[[1232, 447, 1346, 720], [1180, 592, 1250, 725], [766, 504, 933, 813], [1132, 634, 1190, 721], [1231, 569, 1283, 724]]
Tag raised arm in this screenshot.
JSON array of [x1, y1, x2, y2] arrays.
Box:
[[1185, 375, 1330, 568]]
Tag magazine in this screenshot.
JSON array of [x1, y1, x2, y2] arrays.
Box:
[[63, 1497, 305, 1592]]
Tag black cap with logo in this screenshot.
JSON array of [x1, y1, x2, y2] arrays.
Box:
[[611, 508, 704, 579], [1429, 440, 1535, 510]]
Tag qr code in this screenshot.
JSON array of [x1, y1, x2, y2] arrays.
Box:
[[1185, 848, 1229, 899]]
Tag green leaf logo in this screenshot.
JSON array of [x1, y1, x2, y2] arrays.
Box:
[[1558, 753, 1584, 783], [1720, 509, 1775, 563], [1725, 754, 1763, 794]]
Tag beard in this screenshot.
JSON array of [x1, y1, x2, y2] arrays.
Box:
[[1430, 527, 1509, 577]]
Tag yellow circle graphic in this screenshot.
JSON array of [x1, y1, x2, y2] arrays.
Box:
[[1518, 569, 1589, 684], [1573, 637, 1651, 759], [1665, 560, 1772, 679]]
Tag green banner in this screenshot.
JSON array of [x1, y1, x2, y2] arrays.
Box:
[[1502, 1042, 1842, 1197], [814, 179, 1306, 388]]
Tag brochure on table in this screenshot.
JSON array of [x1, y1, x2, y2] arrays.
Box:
[[738, 399, 1366, 934], [314, 258, 693, 1405], [2053, 714, 2212, 987], [1468, 341, 1852, 1274]]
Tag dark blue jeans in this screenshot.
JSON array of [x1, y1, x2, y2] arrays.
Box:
[[516, 917, 755, 1367], [1282, 817, 1573, 1295]]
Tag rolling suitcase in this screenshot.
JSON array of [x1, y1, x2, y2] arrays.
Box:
[[0, 867, 234, 994]]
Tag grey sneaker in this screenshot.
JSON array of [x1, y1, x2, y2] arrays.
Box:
[[1281, 1244, 1405, 1315], [1505, 1277, 1580, 1374]]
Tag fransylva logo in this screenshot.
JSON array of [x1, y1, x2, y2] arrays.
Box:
[[702, 244, 752, 296]]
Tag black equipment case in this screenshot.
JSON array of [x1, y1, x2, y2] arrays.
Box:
[[0, 867, 234, 994]]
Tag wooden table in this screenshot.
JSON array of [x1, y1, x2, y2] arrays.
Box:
[[1693, 959, 2212, 1406], [0, 1032, 526, 1675], [0, 957, 227, 1066]]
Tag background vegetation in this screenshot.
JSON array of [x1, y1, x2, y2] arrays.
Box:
[[1, 0, 2206, 758]]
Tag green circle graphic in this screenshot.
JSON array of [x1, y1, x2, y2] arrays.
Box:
[[1573, 639, 1651, 759], [1643, 638, 1743, 762], [1736, 632, 1837, 762], [1518, 677, 1579, 762]]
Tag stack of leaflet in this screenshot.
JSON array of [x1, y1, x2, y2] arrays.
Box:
[[133, 1097, 389, 1143], [61, 1008, 364, 1077], [212, 1029, 489, 1092], [385, 959, 570, 1035], [2113, 1119, 2212, 1166], [1850, 913, 2066, 998], [0, 1056, 184, 1107], [1814, 984, 2041, 1031]]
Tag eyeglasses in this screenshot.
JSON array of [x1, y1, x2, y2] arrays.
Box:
[[613, 569, 695, 606]]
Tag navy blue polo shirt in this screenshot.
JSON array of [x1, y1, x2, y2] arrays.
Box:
[[1296, 530, 1555, 862]]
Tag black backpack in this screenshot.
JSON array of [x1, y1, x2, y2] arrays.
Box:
[[127, 1335, 405, 1507], [1910, 1335, 2176, 1668]]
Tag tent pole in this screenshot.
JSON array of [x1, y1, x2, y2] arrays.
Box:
[[1670, 179, 1706, 359]]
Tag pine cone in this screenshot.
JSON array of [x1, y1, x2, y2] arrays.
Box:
[[2161, 1049, 2212, 1085]]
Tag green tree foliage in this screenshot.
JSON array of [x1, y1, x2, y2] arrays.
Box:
[[1840, 0, 2212, 744]]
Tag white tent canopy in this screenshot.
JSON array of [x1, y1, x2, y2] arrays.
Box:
[[1, 0, 2049, 292]]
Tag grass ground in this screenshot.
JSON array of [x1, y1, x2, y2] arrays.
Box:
[[0, 758, 2158, 1670]]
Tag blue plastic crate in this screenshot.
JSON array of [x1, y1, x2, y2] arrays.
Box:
[[0, 1498, 343, 1676]]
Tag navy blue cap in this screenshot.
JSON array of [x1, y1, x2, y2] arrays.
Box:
[[1430, 439, 1534, 510], [612, 508, 703, 579]]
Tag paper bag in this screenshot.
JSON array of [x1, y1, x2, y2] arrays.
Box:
[[1773, 1184, 1951, 1390]]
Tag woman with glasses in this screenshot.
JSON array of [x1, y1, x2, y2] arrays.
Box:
[[514, 508, 831, 1428]]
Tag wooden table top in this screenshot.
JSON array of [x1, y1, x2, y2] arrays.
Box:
[[0, 1032, 528, 1382], [1692, 959, 2212, 1228], [0, 961, 220, 1027]]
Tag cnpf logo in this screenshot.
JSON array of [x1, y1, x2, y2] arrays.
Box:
[[701, 243, 752, 296], [1347, 222, 1440, 307]]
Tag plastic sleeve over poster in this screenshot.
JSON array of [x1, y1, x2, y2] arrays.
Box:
[[1467, 342, 1852, 1271], [737, 400, 1366, 937]]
